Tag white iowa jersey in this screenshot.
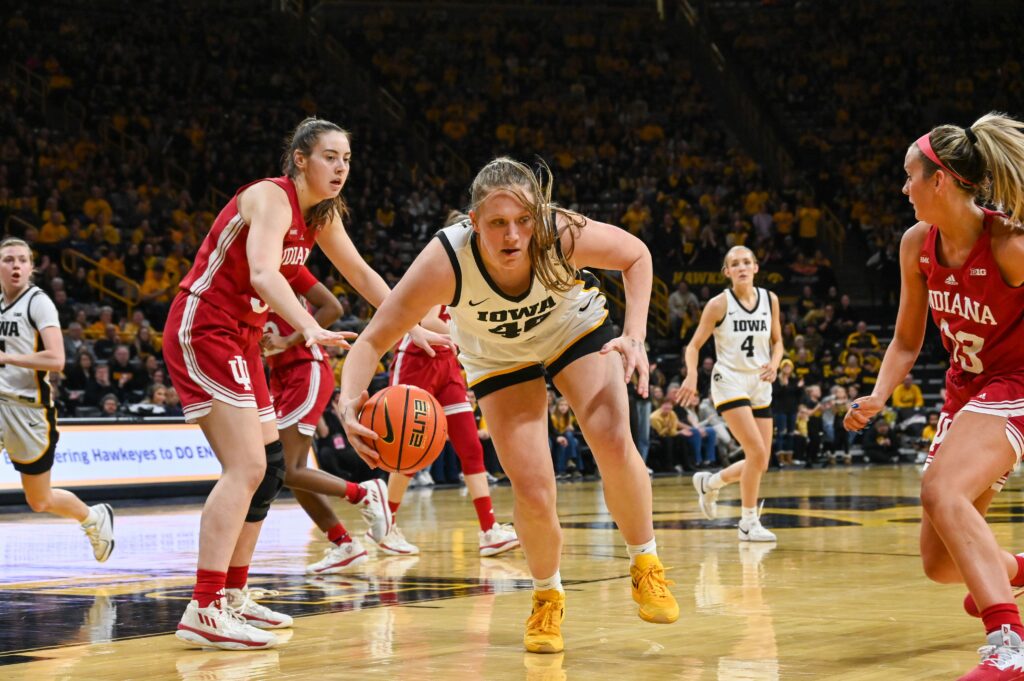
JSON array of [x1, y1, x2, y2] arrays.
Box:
[[0, 286, 60, 407], [713, 287, 772, 372], [435, 220, 607, 363]]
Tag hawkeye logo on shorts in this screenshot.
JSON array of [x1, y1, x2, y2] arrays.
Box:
[[477, 296, 556, 339], [380, 402, 396, 444], [228, 356, 253, 391]]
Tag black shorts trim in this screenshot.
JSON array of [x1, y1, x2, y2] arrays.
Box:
[[752, 406, 773, 419], [545, 317, 617, 379], [471, 364, 545, 400], [12, 407, 59, 475], [716, 398, 751, 414]]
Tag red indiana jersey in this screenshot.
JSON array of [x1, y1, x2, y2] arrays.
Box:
[[179, 176, 316, 329], [264, 267, 324, 370], [919, 208, 1024, 382]]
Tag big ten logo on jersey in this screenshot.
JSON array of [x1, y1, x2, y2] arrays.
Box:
[[478, 296, 555, 340], [409, 398, 429, 447], [228, 355, 253, 391], [281, 245, 310, 267]]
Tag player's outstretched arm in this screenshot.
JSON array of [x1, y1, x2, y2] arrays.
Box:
[[845, 223, 930, 431], [675, 294, 725, 407], [338, 240, 456, 466]]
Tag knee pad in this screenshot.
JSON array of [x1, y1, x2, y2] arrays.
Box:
[[246, 440, 285, 523]]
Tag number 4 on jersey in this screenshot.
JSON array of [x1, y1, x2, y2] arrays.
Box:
[[740, 335, 755, 358]]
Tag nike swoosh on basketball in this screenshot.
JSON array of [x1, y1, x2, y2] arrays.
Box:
[[380, 402, 396, 444], [468, 298, 489, 306]]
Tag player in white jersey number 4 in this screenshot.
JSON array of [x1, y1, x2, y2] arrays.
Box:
[[676, 246, 784, 543], [0, 238, 114, 562]]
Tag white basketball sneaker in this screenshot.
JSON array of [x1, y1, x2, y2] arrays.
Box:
[[225, 587, 293, 629], [176, 596, 277, 650], [738, 515, 777, 543], [356, 479, 393, 540], [692, 472, 719, 520], [479, 523, 520, 557], [307, 540, 370, 575], [366, 524, 419, 556], [961, 625, 1024, 681], [81, 503, 115, 562]]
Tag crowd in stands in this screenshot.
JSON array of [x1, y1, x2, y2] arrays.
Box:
[[2, 2, 836, 424], [708, 0, 1024, 304], [1, 2, 945, 482]]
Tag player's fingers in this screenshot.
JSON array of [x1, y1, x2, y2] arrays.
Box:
[[354, 447, 380, 468], [637, 358, 650, 397]]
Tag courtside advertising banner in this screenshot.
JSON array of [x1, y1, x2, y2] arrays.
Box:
[[0, 422, 222, 490]]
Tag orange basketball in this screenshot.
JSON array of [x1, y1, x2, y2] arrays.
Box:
[[358, 384, 448, 473]]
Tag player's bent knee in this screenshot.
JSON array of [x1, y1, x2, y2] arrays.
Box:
[[25, 492, 53, 514], [921, 552, 961, 584], [245, 440, 286, 523]]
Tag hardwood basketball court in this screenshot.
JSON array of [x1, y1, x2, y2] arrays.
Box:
[[1, 466, 1020, 679]]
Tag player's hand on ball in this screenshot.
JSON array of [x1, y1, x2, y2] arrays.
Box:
[[338, 391, 381, 467]]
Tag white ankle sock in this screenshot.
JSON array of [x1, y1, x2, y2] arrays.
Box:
[[626, 538, 658, 566], [708, 472, 726, 490], [81, 506, 99, 526], [741, 506, 758, 523], [533, 571, 563, 593]]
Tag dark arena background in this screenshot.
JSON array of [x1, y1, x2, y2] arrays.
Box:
[[3, 0, 1024, 679]]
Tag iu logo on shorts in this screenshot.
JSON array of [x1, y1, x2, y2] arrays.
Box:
[[228, 356, 253, 391]]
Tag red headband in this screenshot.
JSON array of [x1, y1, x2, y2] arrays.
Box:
[[916, 133, 975, 186]]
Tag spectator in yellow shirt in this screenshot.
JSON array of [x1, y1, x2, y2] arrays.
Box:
[[83, 185, 113, 223], [620, 199, 651, 236], [892, 374, 925, 412], [38, 211, 69, 245]]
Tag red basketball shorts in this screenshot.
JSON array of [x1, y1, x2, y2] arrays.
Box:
[[390, 350, 472, 417], [164, 292, 274, 423], [925, 370, 1024, 491], [270, 360, 334, 436]]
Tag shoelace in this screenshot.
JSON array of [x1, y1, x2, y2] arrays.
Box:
[[390, 526, 407, 543], [244, 587, 280, 601], [634, 564, 676, 597], [527, 599, 563, 633], [212, 598, 249, 626], [976, 645, 1024, 670], [82, 524, 100, 541]]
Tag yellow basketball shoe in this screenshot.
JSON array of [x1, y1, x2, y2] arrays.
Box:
[[524, 589, 565, 654], [630, 554, 679, 624]]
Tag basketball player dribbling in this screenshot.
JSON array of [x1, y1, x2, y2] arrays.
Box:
[[0, 238, 114, 563], [371, 304, 519, 558], [338, 157, 679, 654], [163, 117, 447, 650], [261, 267, 392, 575], [845, 113, 1024, 681], [677, 246, 784, 543]]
